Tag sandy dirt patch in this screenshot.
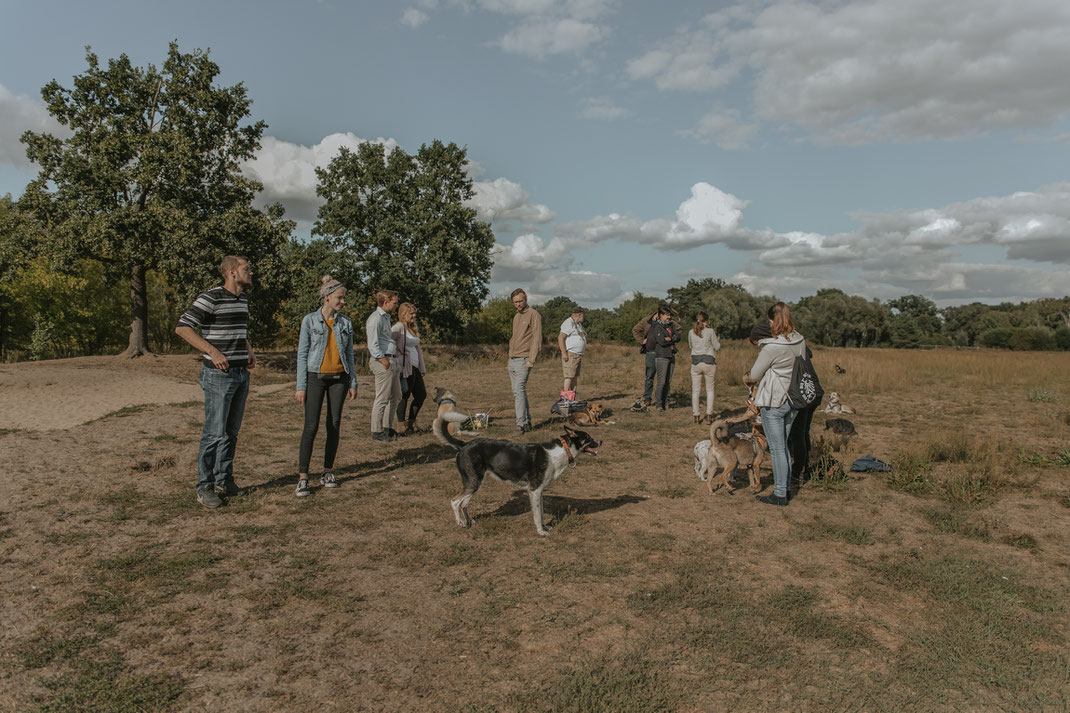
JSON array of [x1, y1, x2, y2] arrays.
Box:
[[0, 358, 292, 431]]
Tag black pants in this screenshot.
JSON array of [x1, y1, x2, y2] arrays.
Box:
[[789, 401, 817, 479], [396, 369, 427, 423], [299, 372, 347, 474]]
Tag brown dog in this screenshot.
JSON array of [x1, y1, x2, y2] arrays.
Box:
[[568, 402, 604, 427], [431, 387, 468, 437], [703, 419, 766, 494]]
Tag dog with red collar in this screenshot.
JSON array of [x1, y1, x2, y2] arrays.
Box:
[[434, 422, 601, 536]]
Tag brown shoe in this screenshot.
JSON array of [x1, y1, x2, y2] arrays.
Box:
[[693, 415, 701, 424]]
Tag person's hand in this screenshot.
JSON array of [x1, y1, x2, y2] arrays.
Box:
[[247, 350, 256, 368], [377, 357, 391, 369], [296, 390, 306, 404], [526, 360, 534, 370], [208, 347, 229, 370], [562, 353, 569, 362], [347, 388, 357, 401]]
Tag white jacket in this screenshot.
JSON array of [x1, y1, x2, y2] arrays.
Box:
[[749, 331, 806, 408]]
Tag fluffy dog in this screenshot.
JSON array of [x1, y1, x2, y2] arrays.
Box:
[[568, 402, 605, 427], [819, 418, 857, 453], [434, 421, 601, 536], [431, 387, 470, 436], [824, 392, 856, 414], [701, 419, 766, 494]]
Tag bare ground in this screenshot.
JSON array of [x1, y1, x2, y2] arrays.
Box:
[[1, 344, 1068, 712]]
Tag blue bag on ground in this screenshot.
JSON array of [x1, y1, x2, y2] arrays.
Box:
[[850, 455, 892, 472]]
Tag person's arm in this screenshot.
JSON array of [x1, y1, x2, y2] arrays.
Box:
[[527, 311, 542, 367], [709, 328, 721, 352], [295, 316, 310, 400], [558, 330, 568, 361], [632, 317, 649, 344], [174, 326, 228, 369], [246, 340, 256, 368], [749, 345, 774, 382], [365, 312, 381, 360], [344, 317, 358, 396]]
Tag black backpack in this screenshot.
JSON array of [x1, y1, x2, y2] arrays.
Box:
[[786, 341, 823, 410]]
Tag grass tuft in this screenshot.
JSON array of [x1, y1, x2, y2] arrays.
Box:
[[1026, 388, 1059, 403], [511, 652, 678, 713], [886, 450, 933, 495]]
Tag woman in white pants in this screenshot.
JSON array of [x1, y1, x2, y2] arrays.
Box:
[[688, 311, 721, 424]]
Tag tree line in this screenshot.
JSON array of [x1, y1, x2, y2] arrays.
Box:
[[1, 43, 1068, 360]]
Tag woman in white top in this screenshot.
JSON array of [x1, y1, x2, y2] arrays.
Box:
[[391, 302, 427, 434], [688, 311, 721, 424], [557, 306, 587, 397], [747, 302, 807, 507]]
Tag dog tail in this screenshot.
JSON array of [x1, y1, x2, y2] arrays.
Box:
[[710, 418, 731, 443], [433, 412, 469, 450]]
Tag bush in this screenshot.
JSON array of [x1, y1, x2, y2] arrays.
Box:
[[978, 327, 1013, 349]]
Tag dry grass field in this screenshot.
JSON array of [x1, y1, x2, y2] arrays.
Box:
[[1, 342, 1069, 712]]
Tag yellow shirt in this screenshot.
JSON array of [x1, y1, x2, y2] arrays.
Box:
[[319, 317, 345, 374]]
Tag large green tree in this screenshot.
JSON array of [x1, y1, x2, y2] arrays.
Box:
[[314, 139, 495, 342], [19, 43, 292, 356]]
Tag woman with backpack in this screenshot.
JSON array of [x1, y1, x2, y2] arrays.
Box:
[[746, 302, 807, 506]]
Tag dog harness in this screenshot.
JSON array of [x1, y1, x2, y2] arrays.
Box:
[[438, 397, 456, 406], [558, 437, 576, 467]]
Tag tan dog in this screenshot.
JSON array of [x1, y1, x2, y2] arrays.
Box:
[[702, 419, 766, 494], [431, 387, 469, 437], [568, 402, 604, 427], [824, 392, 856, 414]]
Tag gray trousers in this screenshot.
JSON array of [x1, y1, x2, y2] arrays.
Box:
[[369, 357, 402, 433], [654, 357, 675, 409], [508, 357, 532, 427]]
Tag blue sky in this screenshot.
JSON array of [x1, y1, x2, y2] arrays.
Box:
[[2, 0, 1069, 307]]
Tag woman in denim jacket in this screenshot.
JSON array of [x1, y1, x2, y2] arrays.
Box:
[[294, 275, 358, 497]]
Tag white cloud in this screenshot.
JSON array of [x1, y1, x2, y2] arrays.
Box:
[[461, 0, 615, 57], [0, 83, 68, 169], [401, 8, 430, 27], [469, 177, 556, 226], [558, 182, 755, 251], [243, 133, 400, 222], [629, 0, 1070, 143], [580, 95, 629, 120], [681, 107, 757, 149]]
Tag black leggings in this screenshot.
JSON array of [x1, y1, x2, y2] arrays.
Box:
[[299, 372, 348, 474], [789, 401, 817, 478], [396, 370, 427, 423]]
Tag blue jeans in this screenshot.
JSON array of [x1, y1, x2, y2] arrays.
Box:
[[760, 401, 797, 498], [642, 351, 657, 401], [508, 357, 532, 427], [197, 366, 250, 490]]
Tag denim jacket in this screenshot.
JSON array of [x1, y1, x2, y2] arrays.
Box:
[[297, 310, 357, 391]]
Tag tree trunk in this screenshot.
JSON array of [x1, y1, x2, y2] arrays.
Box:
[[123, 263, 152, 357]]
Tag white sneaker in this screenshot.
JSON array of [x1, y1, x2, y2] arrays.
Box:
[[295, 478, 310, 497], [321, 472, 339, 488]]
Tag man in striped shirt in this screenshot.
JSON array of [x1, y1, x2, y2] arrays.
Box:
[[175, 255, 256, 509]]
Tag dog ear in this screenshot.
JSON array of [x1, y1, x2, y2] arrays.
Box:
[[563, 424, 575, 434]]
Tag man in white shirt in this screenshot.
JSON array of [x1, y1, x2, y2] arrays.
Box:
[[366, 289, 401, 442], [557, 307, 587, 395]]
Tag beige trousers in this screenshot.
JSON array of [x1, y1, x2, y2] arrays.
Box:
[[691, 362, 716, 416], [370, 357, 402, 433]]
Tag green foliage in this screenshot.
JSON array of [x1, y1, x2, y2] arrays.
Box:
[[793, 288, 888, 347], [1026, 388, 1058, 403], [535, 295, 580, 341], [6, 259, 126, 359], [887, 294, 941, 348], [464, 295, 515, 343], [19, 43, 293, 354], [314, 139, 494, 342]]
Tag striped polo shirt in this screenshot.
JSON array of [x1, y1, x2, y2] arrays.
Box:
[[177, 286, 250, 368]]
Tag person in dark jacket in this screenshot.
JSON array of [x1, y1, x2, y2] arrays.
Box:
[[650, 306, 681, 411]]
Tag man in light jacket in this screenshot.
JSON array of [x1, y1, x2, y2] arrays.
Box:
[[366, 289, 402, 442], [508, 288, 542, 435]]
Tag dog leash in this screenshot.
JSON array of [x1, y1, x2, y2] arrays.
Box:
[[558, 437, 576, 467]]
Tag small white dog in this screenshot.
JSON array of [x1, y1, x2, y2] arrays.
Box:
[[824, 392, 856, 414]]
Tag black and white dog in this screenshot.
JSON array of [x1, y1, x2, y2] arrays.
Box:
[[434, 415, 601, 536]]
